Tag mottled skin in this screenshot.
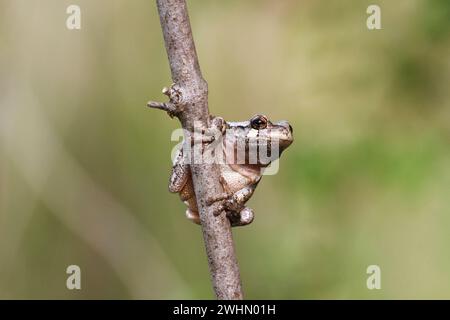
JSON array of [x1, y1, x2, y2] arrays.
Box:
[[169, 114, 294, 227]]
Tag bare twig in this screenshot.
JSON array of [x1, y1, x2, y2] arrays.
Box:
[[149, 0, 243, 299]]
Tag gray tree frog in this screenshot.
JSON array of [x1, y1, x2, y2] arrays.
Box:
[[169, 114, 293, 227]]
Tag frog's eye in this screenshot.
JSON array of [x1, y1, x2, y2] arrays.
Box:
[[250, 115, 268, 130]]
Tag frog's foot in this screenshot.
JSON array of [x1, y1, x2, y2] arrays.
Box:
[[186, 209, 201, 225], [206, 191, 231, 208], [227, 207, 254, 227], [191, 116, 226, 145], [147, 84, 183, 118], [206, 192, 236, 217], [209, 196, 255, 227], [209, 116, 226, 136]]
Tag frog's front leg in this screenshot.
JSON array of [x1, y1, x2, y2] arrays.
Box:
[[209, 185, 257, 227], [191, 116, 226, 144]]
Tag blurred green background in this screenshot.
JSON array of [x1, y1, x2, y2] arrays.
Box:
[[0, 0, 449, 299]]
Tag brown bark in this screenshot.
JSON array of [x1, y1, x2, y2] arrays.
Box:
[[149, 0, 243, 300]]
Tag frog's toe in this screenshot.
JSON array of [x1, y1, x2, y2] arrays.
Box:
[[206, 192, 231, 206], [185, 209, 201, 225], [240, 207, 254, 225], [229, 207, 254, 227], [212, 204, 224, 217], [211, 116, 226, 134]]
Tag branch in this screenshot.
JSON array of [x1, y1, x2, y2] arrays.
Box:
[[149, 0, 243, 300]]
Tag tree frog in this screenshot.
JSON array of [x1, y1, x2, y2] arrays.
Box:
[[168, 114, 293, 227]]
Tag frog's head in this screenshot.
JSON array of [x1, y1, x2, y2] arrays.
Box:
[[248, 114, 293, 153], [225, 114, 293, 166]]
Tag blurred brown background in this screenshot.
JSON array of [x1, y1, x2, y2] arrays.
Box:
[[0, 0, 449, 299]]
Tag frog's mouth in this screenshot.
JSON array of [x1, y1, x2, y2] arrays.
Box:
[[256, 130, 293, 153], [245, 138, 291, 165], [273, 121, 294, 151], [278, 136, 294, 152]]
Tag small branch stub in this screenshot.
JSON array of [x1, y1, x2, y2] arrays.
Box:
[[147, 84, 183, 118]]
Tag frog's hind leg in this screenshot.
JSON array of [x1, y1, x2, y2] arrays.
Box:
[[168, 147, 189, 193], [209, 185, 256, 215], [186, 209, 201, 225], [184, 196, 200, 225]]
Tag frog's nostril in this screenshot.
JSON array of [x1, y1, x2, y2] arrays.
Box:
[[288, 124, 293, 133]]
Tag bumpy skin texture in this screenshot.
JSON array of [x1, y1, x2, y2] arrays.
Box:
[[169, 114, 293, 227]]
